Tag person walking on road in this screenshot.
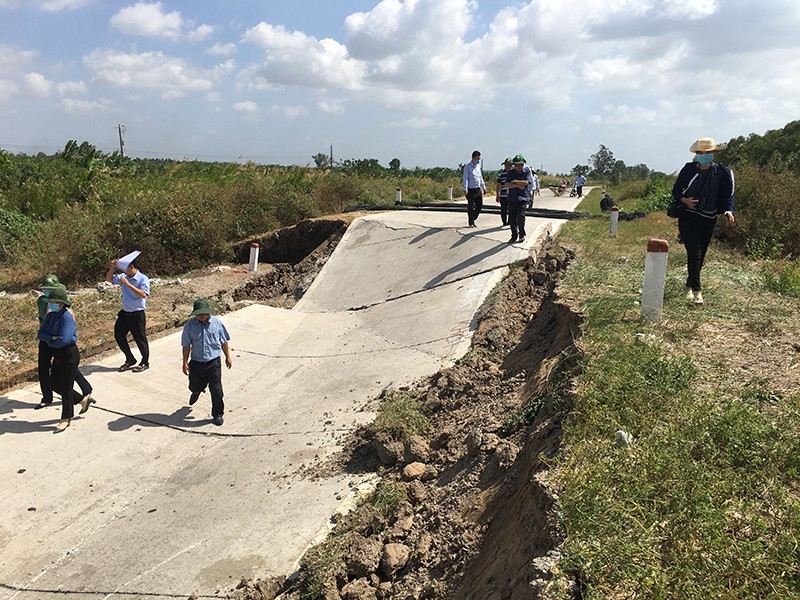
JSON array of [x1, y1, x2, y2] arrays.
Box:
[[671, 137, 735, 305], [495, 157, 512, 227], [106, 253, 151, 372], [505, 155, 534, 244], [34, 274, 92, 410], [181, 299, 232, 427], [462, 150, 486, 228], [574, 173, 587, 198], [36, 286, 91, 431]]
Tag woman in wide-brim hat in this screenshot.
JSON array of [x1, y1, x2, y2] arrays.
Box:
[[670, 137, 735, 306], [36, 286, 90, 431]]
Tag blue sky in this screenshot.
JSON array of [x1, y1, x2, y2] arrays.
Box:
[[1, 0, 799, 174]]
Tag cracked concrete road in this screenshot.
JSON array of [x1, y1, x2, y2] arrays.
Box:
[[0, 192, 584, 599]]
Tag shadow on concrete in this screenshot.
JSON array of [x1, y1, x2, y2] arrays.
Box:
[[425, 242, 509, 288], [106, 405, 213, 432]]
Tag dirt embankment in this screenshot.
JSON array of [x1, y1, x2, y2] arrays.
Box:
[[230, 242, 583, 599]]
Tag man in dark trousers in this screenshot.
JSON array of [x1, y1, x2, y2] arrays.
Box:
[[106, 251, 151, 372], [181, 298, 233, 426]]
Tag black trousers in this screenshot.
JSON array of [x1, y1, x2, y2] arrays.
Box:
[[51, 345, 81, 420], [576, 185, 584, 197], [678, 213, 717, 292], [466, 188, 483, 225], [188, 356, 224, 417], [498, 197, 508, 225], [115, 310, 149, 365], [39, 341, 91, 403], [508, 201, 527, 241]]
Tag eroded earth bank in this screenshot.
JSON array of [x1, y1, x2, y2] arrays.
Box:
[[224, 218, 583, 600]]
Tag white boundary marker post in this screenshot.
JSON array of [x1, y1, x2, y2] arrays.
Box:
[[641, 238, 668, 322], [610, 206, 619, 238], [447, 186, 453, 201], [248, 242, 259, 272], [395, 188, 402, 205]]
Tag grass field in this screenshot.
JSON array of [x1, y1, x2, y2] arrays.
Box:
[[551, 190, 800, 598]]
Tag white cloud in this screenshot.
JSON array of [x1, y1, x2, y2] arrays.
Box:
[[84, 49, 231, 99], [208, 42, 237, 57], [387, 117, 434, 129], [242, 23, 364, 91], [56, 80, 88, 95], [269, 104, 308, 119], [58, 97, 114, 114], [187, 24, 214, 42], [109, 2, 211, 41], [0, 45, 37, 76], [40, 0, 93, 11], [232, 101, 258, 114], [23, 72, 53, 96], [0, 79, 19, 101], [317, 97, 345, 115]]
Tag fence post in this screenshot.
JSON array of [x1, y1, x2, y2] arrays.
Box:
[[641, 238, 669, 322], [248, 243, 259, 272], [395, 188, 402, 205], [610, 206, 619, 238], [447, 186, 453, 201]]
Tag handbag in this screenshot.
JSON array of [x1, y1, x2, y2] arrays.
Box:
[[666, 173, 699, 218], [666, 199, 686, 218]]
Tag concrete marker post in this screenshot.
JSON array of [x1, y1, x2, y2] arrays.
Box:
[[395, 188, 402, 205], [248, 242, 260, 272], [641, 238, 669, 322], [447, 186, 453, 201], [610, 206, 619, 238]]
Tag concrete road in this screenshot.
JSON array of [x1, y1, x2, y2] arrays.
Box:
[[0, 191, 585, 599]]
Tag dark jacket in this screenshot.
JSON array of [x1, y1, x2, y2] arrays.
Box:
[[672, 162, 735, 218]]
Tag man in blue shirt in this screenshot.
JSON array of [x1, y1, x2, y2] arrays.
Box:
[[106, 255, 151, 372], [181, 298, 232, 426], [462, 150, 486, 228], [574, 173, 587, 198]]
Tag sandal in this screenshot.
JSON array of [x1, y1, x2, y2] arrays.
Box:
[[118, 362, 135, 372], [131, 364, 149, 373], [34, 401, 52, 410]]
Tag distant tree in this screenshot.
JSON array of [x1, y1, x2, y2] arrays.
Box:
[[571, 164, 589, 177], [312, 153, 330, 169], [589, 144, 616, 179], [389, 158, 401, 173]]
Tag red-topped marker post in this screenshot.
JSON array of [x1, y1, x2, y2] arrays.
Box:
[[641, 238, 669, 321], [610, 206, 619, 238], [248, 242, 259, 272]]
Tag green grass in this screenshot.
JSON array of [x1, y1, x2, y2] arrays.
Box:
[[553, 193, 800, 598]]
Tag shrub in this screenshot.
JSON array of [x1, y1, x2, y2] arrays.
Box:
[[0, 208, 37, 259]]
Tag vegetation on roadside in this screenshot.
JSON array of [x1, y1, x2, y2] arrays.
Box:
[[551, 187, 800, 598], [0, 144, 461, 289]]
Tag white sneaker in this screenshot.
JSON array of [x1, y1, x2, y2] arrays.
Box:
[[685, 287, 694, 301], [693, 291, 704, 305]]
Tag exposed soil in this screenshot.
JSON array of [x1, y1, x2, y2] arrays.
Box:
[[228, 239, 584, 599]]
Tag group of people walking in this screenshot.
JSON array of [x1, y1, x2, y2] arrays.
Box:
[[462, 136, 735, 306], [35, 254, 232, 432], [462, 150, 541, 244]]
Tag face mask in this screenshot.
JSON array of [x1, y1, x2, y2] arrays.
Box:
[[473, 158, 480, 165], [696, 153, 713, 165], [48, 303, 60, 312]]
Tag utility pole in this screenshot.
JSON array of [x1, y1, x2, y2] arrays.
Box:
[[117, 123, 126, 157], [330, 144, 333, 168]]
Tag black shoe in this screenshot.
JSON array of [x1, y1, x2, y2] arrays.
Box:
[[508, 238, 518, 244], [518, 236, 526, 243], [189, 392, 200, 406], [34, 400, 52, 410], [212, 414, 224, 426], [131, 363, 149, 373]]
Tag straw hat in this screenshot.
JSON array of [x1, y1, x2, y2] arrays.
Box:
[[689, 137, 727, 153]]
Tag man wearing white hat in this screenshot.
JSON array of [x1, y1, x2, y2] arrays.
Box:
[[105, 251, 151, 372]]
